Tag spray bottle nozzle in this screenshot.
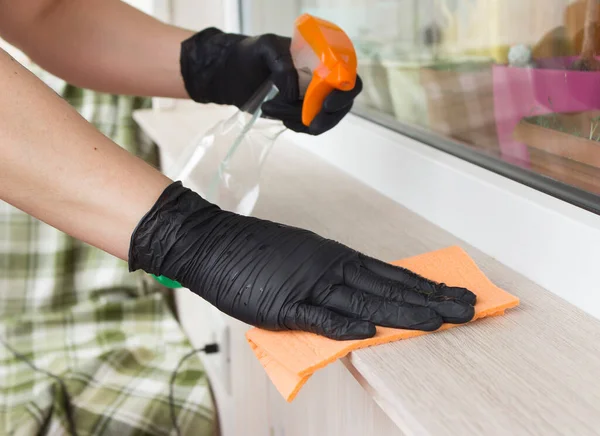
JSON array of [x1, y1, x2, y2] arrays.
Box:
[[291, 13, 358, 126]]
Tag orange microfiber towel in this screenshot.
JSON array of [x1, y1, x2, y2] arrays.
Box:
[[246, 246, 520, 402]]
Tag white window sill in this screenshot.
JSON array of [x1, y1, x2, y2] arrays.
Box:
[[133, 103, 600, 436]]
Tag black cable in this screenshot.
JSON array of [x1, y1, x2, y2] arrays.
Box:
[[169, 343, 219, 436], [0, 335, 78, 436], [1, 334, 219, 436]]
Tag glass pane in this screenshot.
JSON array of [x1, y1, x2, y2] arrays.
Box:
[[242, 0, 600, 214]]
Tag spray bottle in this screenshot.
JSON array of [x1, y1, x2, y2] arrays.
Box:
[[152, 14, 358, 288]]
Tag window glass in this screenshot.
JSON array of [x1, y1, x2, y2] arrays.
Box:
[[242, 0, 600, 214]]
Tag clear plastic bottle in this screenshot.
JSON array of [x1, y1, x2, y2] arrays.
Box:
[[152, 84, 283, 288], [166, 82, 285, 216]]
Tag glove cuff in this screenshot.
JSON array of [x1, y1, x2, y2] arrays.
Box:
[[128, 181, 220, 277], [180, 27, 246, 104]]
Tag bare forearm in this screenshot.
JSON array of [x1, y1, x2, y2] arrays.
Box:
[[0, 48, 171, 259], [0, 0, 194, 98]]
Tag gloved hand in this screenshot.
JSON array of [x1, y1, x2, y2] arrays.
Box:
[[180, 28, 362, 135], [129, 182, 476, 340]]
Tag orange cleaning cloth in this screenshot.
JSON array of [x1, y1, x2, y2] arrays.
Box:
[[246, 246, 520, 402]]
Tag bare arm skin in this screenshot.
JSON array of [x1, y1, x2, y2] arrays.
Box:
[[0, 0, 197, 259], [0, 48, 171, 260], [0, 0, 194, 98]]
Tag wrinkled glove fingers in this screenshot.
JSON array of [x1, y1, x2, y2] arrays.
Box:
[[283, 120, 310, 134], [319, 285, 443, 331], [359, 255, 438, 295], [262, 87, 357, 135], [261, 98, 302, 121], [308, 106, 351, 135], [433, 284, 477, 306], [344, 266, 429, 305], [359, 255, 477, 305], [284, 303, 376, 340], [343, 265, 475, 323], [425, 295, 475, 324], [261, 98, 349, 135]]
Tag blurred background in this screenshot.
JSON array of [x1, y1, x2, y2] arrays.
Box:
[[2, 2, 600, 435], [239, 0, 600, 210]]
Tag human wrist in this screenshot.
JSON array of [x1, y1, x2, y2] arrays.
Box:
[[128, 180, 222, 278]]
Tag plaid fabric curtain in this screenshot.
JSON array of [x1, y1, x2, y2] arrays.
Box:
[[0, 60, 216, 435]]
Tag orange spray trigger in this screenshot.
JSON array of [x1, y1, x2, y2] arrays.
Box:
[[290, 14, 358, 126]]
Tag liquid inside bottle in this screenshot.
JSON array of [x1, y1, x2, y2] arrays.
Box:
[[167, 83, 285, 216]]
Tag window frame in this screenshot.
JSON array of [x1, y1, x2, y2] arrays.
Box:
[[353, 105, 600, 216]]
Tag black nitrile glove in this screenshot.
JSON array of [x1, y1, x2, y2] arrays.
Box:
[[129, 182, 476, 340], [180, 28, 362, 135]]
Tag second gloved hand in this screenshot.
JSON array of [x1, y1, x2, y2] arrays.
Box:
[[129, 182, 476, 340], [180, 28, 362, 135]]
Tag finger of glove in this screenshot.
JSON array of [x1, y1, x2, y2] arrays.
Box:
[[426, 296, 475, 324], [434, 284, 477, 306], [308, 105, 351, 135], [285, 303, 376, 340], [262, 99, 349, 136], [262, 89, 352, 135], [260, 99, 311, 133], [344, 266, 428, 306], [262, 99, 352, 137], [322, 75, 363, 113], [257, 34, 299, 102], [283, 120, 310, 134], [261, 98, 302, 122], [320, 285, 443, 331], [344, 267, 474, 323], [360, 255, 477, 305], [262, 103, 346, 135]]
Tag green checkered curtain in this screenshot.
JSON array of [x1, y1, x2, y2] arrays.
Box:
[[0, 60, 216, 435]]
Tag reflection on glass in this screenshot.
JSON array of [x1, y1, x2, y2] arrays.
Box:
[[245, 0, 600, 207]]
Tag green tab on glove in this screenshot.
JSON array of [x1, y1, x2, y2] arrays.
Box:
[[152, 274, 181, 288]]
